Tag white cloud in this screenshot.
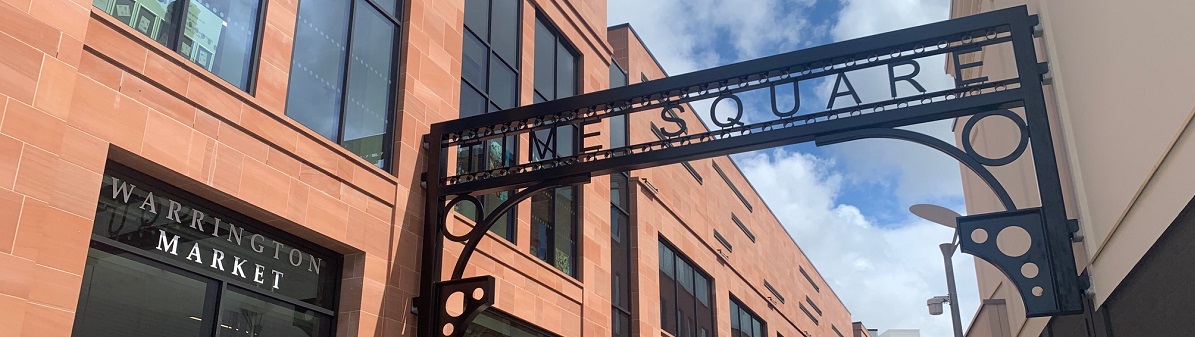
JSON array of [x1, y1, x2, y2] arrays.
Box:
[[737, 150, 979, 336], [608, 0, 822, 74], [608, 0, 982, 335], [817, 0, 963, 207]]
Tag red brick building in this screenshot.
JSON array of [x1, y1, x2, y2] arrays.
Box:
[[0, 0, 858, 336]]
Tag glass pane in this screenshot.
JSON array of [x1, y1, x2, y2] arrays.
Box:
[[530, 128, 555, 162], [286, 0, 351, 140], [730, 302, 740, 330], [533, 19, 555, 99], [610, 207, 621, 240], [465, 310, 553, 336], [557, 125, 575, 157], [660, 243, 674, 278], [94, 0, 180, 46], [505, 135, 518, 167], [469, 143, 485, 172], [484, 192, 512, 239], [179, 0, 263, 90], [460, 82, 487, 118], [370, 0, 399, 18], [218, 286, 333, 337], [463, 0, 488, 40], [461, 32, 487, 89], [740, 311, 751, 335], [751, 318, 762, 337], [488, 56, 517, 109], [553, 187, 575, 275], [610, 62, 628, 88], [530, 190, 552, 261], [610, 114, 627, 149], [695, 274, 709, 306], [490, 0, 519, 63], [613, 311, 631, 337], [678, 260, 693, 294], [342, 1, 397, 168], [555, 41, 576, 98], [610, 174, 626, 209], [73, 246, 215, 337]]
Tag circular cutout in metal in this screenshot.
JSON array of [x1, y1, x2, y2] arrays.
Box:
[[1021, 262, 1039, 278], [473, 287, 485, 300], [971, 228, 989, 244], [1032, 286, 1044, 297], [996, 226, 1032, 257], [961, 109, 1030, 166], [446, 291, 465, 317], [443, 323, 455, 336]]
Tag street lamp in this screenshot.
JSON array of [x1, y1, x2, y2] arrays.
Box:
[[910, 204, 965, 337]]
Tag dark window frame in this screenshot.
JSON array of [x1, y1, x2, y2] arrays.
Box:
[[610, 60, 632, 337], [284, 0, 404, 170], [659, 239, 716, 337], [713, 162, 753, 212], [460, 0, 523, 114], [832, 325, 845, 337], [457, 0, 522, 242], [730, 296, 767, 337], [529, 13, 582, 277]]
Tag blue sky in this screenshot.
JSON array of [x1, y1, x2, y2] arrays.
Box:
[[608, 0, 980, 335]]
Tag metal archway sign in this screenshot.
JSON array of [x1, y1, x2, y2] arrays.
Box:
[[418, 6, 1082, 337]]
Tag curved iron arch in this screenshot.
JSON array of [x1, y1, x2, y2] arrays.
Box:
[[814, 127, 1017, 212], [444, 174, 590, 281]]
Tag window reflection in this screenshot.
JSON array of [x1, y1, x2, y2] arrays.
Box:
[[285, 0, 401, 168], [92, 0, 262, 90], [218, 287, 332, 337], [463, 310, 553, 337], [73, 246, 216, 337], [342, 1, 398, 167]]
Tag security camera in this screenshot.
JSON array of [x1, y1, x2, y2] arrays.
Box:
[[927, 296, 951, 316]]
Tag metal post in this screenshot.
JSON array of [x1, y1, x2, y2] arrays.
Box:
[[419, 126, 447, 337], [942, 243, 965, 337]]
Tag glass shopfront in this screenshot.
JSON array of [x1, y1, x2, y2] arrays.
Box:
[[73, 164, 340, 337]]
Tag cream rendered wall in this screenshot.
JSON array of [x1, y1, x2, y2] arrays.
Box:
[[951, 0, 1195, 336]]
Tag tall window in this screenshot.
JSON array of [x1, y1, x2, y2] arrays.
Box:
[[609, 61, 633, 337], [730, 297, 766, 337], [284, 0, 402, 168], [92, 0, 263, 90], [659, 241, 714, 337], [529, 15, 580, 276], [456, 0, 521, 241]]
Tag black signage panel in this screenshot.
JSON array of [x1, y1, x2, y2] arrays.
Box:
[[92, 169, 340, 310]]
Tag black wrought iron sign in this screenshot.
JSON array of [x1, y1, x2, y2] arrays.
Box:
[[419, 6, 1082, 337]]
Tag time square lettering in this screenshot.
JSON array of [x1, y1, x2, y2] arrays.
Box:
[[652, 53, 987, 139], [108, 177, 324, 290]]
